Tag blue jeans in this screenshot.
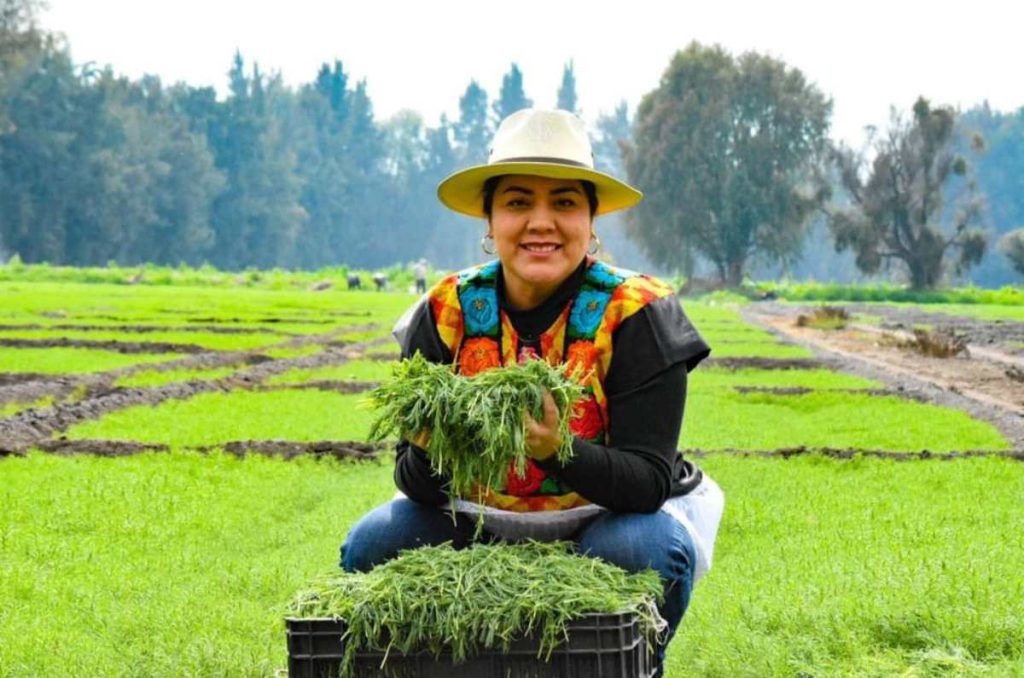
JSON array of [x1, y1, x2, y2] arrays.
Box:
[[340, 498, 696, 672]]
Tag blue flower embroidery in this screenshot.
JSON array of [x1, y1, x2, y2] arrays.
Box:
[[569, 289, 610, 338], [586, 262, 627, 289], [460, 286, 499, 336]]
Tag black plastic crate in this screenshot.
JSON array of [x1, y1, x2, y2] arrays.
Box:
[[285, 611, 654, 678]]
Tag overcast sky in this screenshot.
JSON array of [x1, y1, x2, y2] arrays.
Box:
[[41, 0, 1019, 147]]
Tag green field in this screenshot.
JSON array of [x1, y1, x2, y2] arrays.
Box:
[[1, 274, 1021, 677]]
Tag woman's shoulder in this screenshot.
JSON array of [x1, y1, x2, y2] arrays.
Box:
[[586, 260, 674, 298]]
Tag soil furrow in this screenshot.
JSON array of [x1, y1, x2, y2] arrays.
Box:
[[704, 357, 824, 370], [0, 327, 393, 450], [2, 439, 389, 459], [730, 386, 929, 401], [0, 323, 297, 335], [683, 446, 1024, 461], [0, 337, 210, 354]]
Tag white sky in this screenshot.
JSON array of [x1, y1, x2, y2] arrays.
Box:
[[41, 0, 1020, 147]]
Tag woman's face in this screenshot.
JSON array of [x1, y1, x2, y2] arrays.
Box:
[[488, 174, 593, 310]]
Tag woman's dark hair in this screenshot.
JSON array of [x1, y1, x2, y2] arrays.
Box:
[[482, 176, 598, 217]]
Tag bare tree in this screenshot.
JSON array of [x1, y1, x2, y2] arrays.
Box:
[[830, 98, 986, 289]]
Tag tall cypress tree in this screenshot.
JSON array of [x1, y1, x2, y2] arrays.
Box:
[[493, 63, 532, 124], [454, 80, 490, 165], [556, 60, 578, 114]]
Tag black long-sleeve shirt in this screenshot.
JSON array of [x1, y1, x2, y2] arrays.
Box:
[[393, 263, 711, 513]]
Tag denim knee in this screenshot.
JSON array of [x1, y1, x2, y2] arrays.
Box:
[[577, 511, 696, 635], [340, 498, 474, 572]]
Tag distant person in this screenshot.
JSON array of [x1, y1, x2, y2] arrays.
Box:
[[346, 273, 361, 290], [413, 259, 428, 295], [373, 272, 388, 292]]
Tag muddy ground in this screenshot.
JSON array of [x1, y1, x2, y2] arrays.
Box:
[[744, 302, 1024, 448]]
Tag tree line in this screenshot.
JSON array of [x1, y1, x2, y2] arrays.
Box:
[[2, 3, 1022, 288], [0, 4, 626, 272]]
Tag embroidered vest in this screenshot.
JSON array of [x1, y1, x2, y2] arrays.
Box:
[[428, 257, 673, 512]]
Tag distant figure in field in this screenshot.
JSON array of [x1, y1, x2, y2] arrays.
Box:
[[373, 272, 388, 292], [346, 273, 361, 290], [413, 259, 428, 295]]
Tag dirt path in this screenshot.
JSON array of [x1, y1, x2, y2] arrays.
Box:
[[743, 303, 1024, 447]]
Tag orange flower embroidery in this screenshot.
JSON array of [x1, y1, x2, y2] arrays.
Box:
[[459, 337, 500, 376], [565, 340, 598, 377]]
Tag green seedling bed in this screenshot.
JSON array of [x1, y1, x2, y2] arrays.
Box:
[[285, 611, 654, 678]]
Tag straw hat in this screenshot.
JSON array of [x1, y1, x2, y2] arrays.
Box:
[[437, 108, 643, 218]]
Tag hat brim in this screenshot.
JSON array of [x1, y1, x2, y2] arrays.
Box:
[[436, 162, 643, 218]]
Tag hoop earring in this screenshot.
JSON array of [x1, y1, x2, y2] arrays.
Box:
[[587, 233, 601, 256], [481, 234, 497, 256]]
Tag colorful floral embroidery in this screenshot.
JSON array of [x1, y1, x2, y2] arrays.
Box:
[[504, 459, 546, 496], [459, 337, 501, 375], [568, 289, 611, 338], [570, 393, 604, 441], [460, 286, 499, 337], [586, 261, 627, 289], [565, 340, 598, 376], [426, 258, 673, 512]]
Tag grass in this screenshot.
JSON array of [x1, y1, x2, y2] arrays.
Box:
[[696, 326, 780, 344], [705, 341, 814, 359], [0, 327, 288, 351], [0, 281, 414, 327], [2, 452, 1021, 676], [266, 360, 394, 385], [337, 328, 392, 343], [114, 366, 242, 389], [755, 281, 1024, 306], [0, 347, 178, 374], [692, 368, 882, 390], [669, 453, 1024, 677], [63, 390, 375, 445], [683, 389, 1009, 452], [0, 451, 394, 677]]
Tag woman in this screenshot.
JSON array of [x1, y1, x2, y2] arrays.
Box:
[[341, 108, 723, 674]]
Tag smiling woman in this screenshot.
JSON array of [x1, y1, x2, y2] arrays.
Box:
[[340, 108, 722, 677]]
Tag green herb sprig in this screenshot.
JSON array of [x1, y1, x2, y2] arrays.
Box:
[[288, 541, 665, 674], [366, 354, 586, 497]]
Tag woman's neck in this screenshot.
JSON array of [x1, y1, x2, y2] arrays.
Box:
[[503, 280, 556, 311]]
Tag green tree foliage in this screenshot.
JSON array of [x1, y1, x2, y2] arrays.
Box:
[[999, 229, 1024, 277], [0, 0, 43, 126], [955, 104, 1024, 287], [208, 53, 305, 269], [625, 43, 832, 284], [587, 102, 657, 272], [493, 63, 532, 124], [556, 61, 578, 114], [454, 79, 489, 166], [831, 98, 987, 290]]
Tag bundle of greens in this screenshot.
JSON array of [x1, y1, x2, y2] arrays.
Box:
[[288, 541, 665, 673], [366, 353, 585, 496]]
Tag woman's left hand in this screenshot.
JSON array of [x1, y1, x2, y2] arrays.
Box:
[[524, 390, 562, 462]]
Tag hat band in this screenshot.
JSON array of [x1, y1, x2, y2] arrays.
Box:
[[492, 155, 593, 169]]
